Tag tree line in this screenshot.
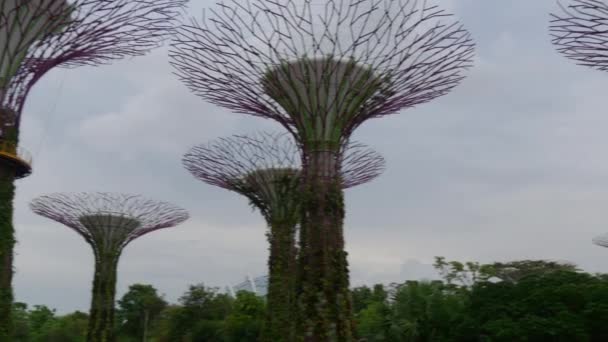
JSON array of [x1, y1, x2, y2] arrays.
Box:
[[10, 258, 608, 341]]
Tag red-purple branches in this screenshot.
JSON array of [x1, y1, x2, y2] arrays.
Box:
[[170, 0, 474, 143], [30, 192, 189, 253], [1, 0, 187, 122], [551, 0, 608, 71], [182, 131, 385, 194]]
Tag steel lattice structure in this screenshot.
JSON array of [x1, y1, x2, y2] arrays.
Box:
[[0, 2, 186, 336], [170, 1, 473, 339], [171, 0, 474, 147], [550, 0, 608, 71], [30, 192, 188, 342], [182, 131, 384, 340], [30, 192, 189, 252], [183, 131, 385, 216], [1, 0, 187, 123]]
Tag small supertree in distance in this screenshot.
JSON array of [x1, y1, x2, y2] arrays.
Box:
[[593, 233, 608, 248], [182, 132, 385, 341], [550, 0, 608, 71], [170, 0, 474, 339], [30, 192, 189, 342], [0, 0, 186, 334]]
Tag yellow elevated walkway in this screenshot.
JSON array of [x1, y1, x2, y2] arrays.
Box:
[[0, 140, 32, 178]]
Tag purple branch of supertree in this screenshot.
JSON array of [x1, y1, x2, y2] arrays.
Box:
[[30, 192, 189, 253], [1, 0, 188, 122], [170, 0, 474, 141], [550, 0, 608, 71], [182, 131, 385, 194]]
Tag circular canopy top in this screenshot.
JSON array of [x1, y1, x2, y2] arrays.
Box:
[[30, 192, 189, 251], [262, 58, 386, 145]]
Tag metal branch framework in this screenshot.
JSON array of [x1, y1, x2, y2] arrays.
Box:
[[182, 131, 385, 211], [550, 0, 608, 71], [0, 3, 186, 335], [182, 131, 384, 340], [30, 192, 189, 252], [30, 192, 188, 342], [171, 1, 472, 339], [593, 233, 608, 248], [183, 131, 385, 224], [171, 0, 474, 146], [1, 0, 187, 122]]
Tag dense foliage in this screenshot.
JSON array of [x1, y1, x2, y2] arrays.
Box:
[[11, 303, 88, 342], [116, 284, 167, 341], [10, 260, 608, 341]]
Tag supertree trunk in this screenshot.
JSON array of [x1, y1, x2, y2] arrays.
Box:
[[30, 193, 189, 342], [171, 1, 473, 337], [297, 148, 352, 341], [0, 166, 15, 340], [87, 253, 119, 342], [182, 133, 384, 342], [0, 108, 19, 339], [0, 1, 186, 334], [264, 218, 298, 342]]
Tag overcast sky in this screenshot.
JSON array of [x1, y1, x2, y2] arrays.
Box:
[[12, 0, 608, 313]]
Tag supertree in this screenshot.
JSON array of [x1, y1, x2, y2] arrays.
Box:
[[183, 131, 385, 341], [30, 192, 189, 342], [593, 233, 608, 248], [170, 1, 474, 339], [0, 0, 186, 334], [550, 0, 608, 71]]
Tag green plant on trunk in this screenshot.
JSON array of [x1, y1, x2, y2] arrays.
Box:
[[29, 192, 188, 342], [0, 164, 16, 339], [262, 58, 384, 341], [0, 107, 21, 339], [0, 0, 187, 336], [296, 173, 349, 341], [240, 168, 300, 342], [0, 9, 72, 324], [82, 214, 133, 342], [183, 134, 303, 342], [171, 0, 473, 338], [183, 132, 385, 342]]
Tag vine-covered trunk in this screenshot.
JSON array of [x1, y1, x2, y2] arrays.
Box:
[[297, 149, 353, 342], [0, 164, 15, 340], [265, 219, 298, 341], [87, 254, 119, 342], [0, 108, 18, 340]]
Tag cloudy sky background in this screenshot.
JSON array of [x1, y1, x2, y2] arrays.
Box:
[[11, 0, 608, 313]]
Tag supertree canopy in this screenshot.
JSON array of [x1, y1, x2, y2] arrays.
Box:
[[550, 0, 608, 71], [171, 0, 473, 339], [183, 132, 385, 222], [0, 0, 186, 335], [183, 131, 385, 341], [1, 0, 187, 126], [170, 0, 474, 149], [30, 192, 189, 342]]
